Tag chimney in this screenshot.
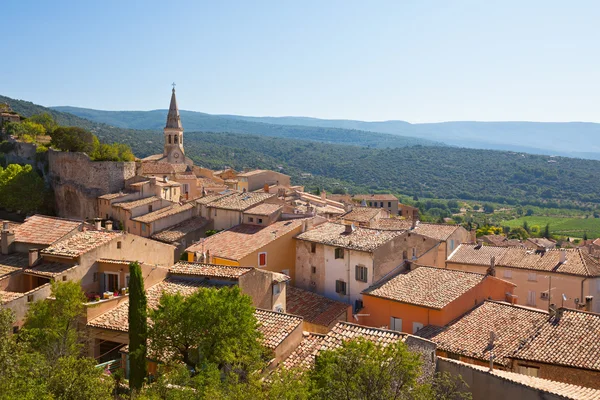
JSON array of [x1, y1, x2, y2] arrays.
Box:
[[105, 221, 113, 231], [206, 249, 211, 264], [470, 229, 477, 244], [264, 183, 270, 193], [150, 176, 157, 185], [486, 256, 496, 277], [585, 296, 593, 312], [321, 189, 326, 201], [412, 208, 420, 222], [94, 218, 102, 230], [28, 248, 40, 267], [559, 249, 567, 264], [345, 223, 356, 234], [1, 222, 15, 255]]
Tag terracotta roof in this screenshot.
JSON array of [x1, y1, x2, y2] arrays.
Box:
[[364, 266, 488, 309], [139, 162, 190, 175], [132, 203, 193, 224], [448, 244, 600, 277], [244, 203, 283, 216], [526, 237, 557, 249], [186, 219, 305, 261], [0, 253, 28, 277], [412, 223, 461, 241], [338, 207, 382, 223], [353, 194, 398, 202], [372, 218, 412, 231], [14, 215, 82, 245], [319, 321, 406, 353], [113, 196, 161, 210], [440, 357, 600, 400], [282, 332, 326, 370], [255, 308, 303, 350], [98, 192, 130, 200], [97, 259, 135, 265], [480, 234, 510, 246], [150, 217, 209, 243], [41, 230, 123, 257], [169, 262, 252, 279], [208, 192, 275, 211], [286, 286, 350, 327], [512, 308, 600, 371], [418, 301, 548, 366], [24, 262, 77, 278], [88, 277, 222, 332], [237, 169, 269, 177], [195, 192, 233, 205], [296, 222, 403, 252], [0, 290, 23, 304]]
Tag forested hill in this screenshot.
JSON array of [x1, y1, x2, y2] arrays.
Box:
[[51, 106, 441, 149]]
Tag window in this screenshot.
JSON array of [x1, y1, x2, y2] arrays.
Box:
[[355, 265, 368, 282], [248, 217, 254, 222], [141, 224, 146, 232], [117, 241, 122, 249], [168, 135, 171, 144], [258, 252, 267, 267], [388, 202, 392, 207], [517, 365, 539, 377], [310, 243, 316, 253], [258, 218, 263, 224], [335, 280, 347, 295], [380, 202, 384, 207], [528, 273, 537, 282], [390, 317, 402, 332], [174, 135, 178, 143], [105, 273, 119, 293], [450, 239, 455, 251], [412, 248, 417, 259], [148, 205, 153, 213], [311, 266, 317, 274], [368, 202, 372, 207], [27, 295, 34, 303], [126, 274, 130, 288], [527, 290, 536, 306], [503, 269, 512, 279], [273, 283, 281, 295], [334, 248, 344, 259], [62, 276, 67, 281], [413, 322, 424, 334]]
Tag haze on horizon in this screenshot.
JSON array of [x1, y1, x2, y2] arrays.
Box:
[[2, 0, 599, 123]]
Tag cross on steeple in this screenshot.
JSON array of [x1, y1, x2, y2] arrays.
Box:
[[171, 82, 176, 90]]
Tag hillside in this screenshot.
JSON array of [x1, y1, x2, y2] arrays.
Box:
[[4, 95, 600, 208], [51, 106, 441, 149], [52, 105, 600, 159]]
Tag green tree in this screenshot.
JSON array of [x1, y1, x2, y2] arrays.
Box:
[[543, 223, 551, 239], [149, 286, 265, 372], [50, 126, 99, 154], [129, 261, 148, 392], [21, 281, 87, 362], [27, 113, 57, 134], [508, 227, 529, 240], [522, 220, 530, 233], [584, 231, 588, 241], [0, 164, 48, 213], [46, 356, 113, 400]]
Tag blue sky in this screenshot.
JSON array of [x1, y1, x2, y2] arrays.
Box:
[[2, 0, 599, 122]]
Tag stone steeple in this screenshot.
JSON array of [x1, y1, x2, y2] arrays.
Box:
[[165, 87, 183, 129]]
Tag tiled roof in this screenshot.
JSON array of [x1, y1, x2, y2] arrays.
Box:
[[353, 194, 398, 201], [41, 230, 123, 257], [132, 203, 193, 224], [448, 244, 600, 277], [286, 286, 350, 327], [0, 290, 23, 305], [339, 207, 382, 223], [14, 215, 82, 245], [0, 253, 28, 277], [319, 321, 406, 352], [98, 192, 130, 200], [24, 262, 77, 278], [195, 192, 233, 205], [282, 332, 326, 370], [97, 259, 135, 265], [150, 217, 209, 243], [255, 308, 303, 350], [139, 162, 190, 175], [480, 234, 509, 246], [364, 266, 487, 310], [412, 223, 460, 241], [237, 169, 268, 177], [512, 309, 600, 371], [244, 203, 283, 216], [440, 357, 600, 400], [113, 196, 161, 210], [295, 222, 404, 252], [208, 192, 275, 211], [419, 301, 548, 366], [88, 277, 221, 332], [169, 262, 252, 279], [186, 219, 305, 261], [372, 218, 412, 231]]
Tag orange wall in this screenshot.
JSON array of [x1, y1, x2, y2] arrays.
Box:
[[361, 276, 514, 333]]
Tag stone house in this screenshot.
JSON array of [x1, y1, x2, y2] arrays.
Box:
[[337, 207, 389, 228], [1, 215, 85, 254], [150, 216, 210, 258], [445, 244, 600, 313], [236, 169, 291, 192], [199, 191, 277, 231], [110, 196, 173, 232], [360, 266, 516, 334], [242, 203, 283, 226], [286, 285, 351, 334], [130, 203, 195, 238], [294, 222, 439, 310], [353, 194, 400, 215]]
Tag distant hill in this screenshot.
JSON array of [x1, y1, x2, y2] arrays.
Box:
[[52, 106, 600, 159], [51, 106, 442, 149]]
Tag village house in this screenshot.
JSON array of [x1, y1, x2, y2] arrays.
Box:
[[110, 196, 173, 232], [242, 203, 283, 226], [337, 206, 389, 228], [197, 191, 277, 231], [150, 216, 210, 257], [524, 237, 557, 250], [353, 194, 400, 215], [236, 169, 291, 192], [1, 215, 86, 254], [130, 203, 195, 238], [445, 244, 600, 313], [359, 265, 516, 334], [286, 285, 351, 333], [294, 222, 439, 310], [186, 218, 310, 280], [478, 234, 524, 248]]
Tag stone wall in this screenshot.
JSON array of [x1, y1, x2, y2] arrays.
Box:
[[48, 149, 136, 220], [4, 138, 37, 166]]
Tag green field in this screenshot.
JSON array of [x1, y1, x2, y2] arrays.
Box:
[[502, 216, 600, 239]]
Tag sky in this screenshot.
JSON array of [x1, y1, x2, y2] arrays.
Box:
[[1, 0, 599, 123]]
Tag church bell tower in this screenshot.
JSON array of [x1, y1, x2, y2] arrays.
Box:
[[164, 85, 185, 164]]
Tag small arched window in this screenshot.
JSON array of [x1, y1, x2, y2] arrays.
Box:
[[168, 135, 172, 144], [174, 135, 178, 144]]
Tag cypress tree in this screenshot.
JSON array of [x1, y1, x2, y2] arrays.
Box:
[[128, 261, 147, 392]]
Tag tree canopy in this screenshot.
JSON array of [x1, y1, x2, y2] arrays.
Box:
[[0, 164, 51, 214]]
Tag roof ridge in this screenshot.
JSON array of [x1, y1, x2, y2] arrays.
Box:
[[484, 299, 550, 314], [255, 307, 304, 320], [414, 265, 485, 277], [336, 321, 407, 336], [26, 214, 84, 224]]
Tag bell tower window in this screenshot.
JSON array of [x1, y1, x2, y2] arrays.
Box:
[[168, 135, 172, 144], [174, 135, 178, 144]]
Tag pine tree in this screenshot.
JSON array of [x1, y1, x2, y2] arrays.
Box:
[[523, 220, 530, 233], [128, 261, 147, 392], [584, 231, 588, 241], [543, 224, 551, 239]]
